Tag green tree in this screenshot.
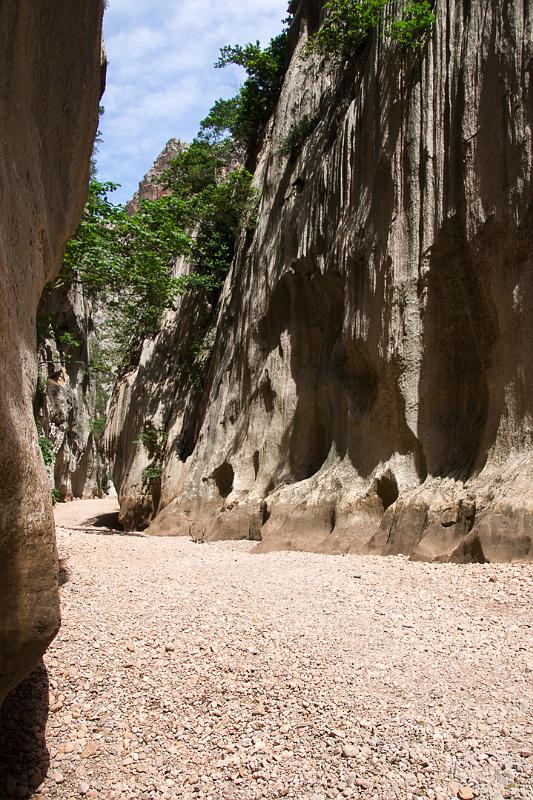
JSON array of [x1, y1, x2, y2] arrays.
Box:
[[163, 142, 256, 294], [200, 28, 291, 151], [306, 0, 388, 58], [57, 180, 192, 362]]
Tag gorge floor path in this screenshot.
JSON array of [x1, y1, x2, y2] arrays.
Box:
[[6, 499, 533, 800]]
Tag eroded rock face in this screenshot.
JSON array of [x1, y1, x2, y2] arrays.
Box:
[[108, 0, 533, 563], [36, 284, 108, 502], [0, 1, 104, 703]]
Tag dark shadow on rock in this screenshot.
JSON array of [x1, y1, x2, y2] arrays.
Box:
[[0, 662, 50, 798]]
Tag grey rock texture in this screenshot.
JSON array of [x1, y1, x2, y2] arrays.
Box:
[[0, 0, 104, 703], [107, 0, 533, 563], [36, 283, 108, 502]]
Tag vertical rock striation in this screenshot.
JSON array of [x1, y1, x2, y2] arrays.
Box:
[[0, 1, 104, 702], [108, 0, 533, 562]]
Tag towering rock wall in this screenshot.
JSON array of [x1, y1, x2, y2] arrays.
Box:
[[0, 1, 104, 703], [107, 0, 533, 562]]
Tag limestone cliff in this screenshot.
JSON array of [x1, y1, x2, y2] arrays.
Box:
[[36, 283, 108, 502], [106, 0, 533, 563], [0, 1, 104, 703]]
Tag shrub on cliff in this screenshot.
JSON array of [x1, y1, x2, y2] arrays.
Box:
[[306, 0, 435, 59], [389, 1, 437, 49]]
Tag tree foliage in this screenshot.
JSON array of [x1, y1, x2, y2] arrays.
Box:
[[163, 141, 257, 294], [55, 18, 287, 375], [55, 141, 256, 371], [389, 1, 436, 49], [200, 28, 291, 151], [60, 180, 190, 359]]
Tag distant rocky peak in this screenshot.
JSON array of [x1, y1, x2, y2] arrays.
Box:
[[126, 138, 185, 214]]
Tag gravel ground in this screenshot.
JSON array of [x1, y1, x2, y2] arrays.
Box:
[[1, 500, 532, 800]]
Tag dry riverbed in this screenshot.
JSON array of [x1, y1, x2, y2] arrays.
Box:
[[1, 499, 532, 800]]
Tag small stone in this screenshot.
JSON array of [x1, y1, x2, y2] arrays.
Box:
[[342, 745, 358, 759], [331, 729, 346, 739], [165, 643, 175, 652], [81, 741, 98, 758], [458, 787, 475, 800], [79, 782, 91, 796], [52, 770, 65, 784]]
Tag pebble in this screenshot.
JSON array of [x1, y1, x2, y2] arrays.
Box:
[[342, 745, 358, 759]]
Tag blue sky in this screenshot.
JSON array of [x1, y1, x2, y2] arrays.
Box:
[[97, 0, 289, 205]]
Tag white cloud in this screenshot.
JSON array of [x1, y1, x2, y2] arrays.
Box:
[[97, 0, 289, 204]]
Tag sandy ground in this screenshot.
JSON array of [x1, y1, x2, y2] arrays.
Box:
[[1, 498, 532, 800]]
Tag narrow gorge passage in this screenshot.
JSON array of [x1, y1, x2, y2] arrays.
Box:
[[1, 2, 533, 800], [2, 499, 531, 800]]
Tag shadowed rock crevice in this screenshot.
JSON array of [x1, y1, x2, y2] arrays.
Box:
[[374, 472, 399, 512], [418, 215, 498, 481], [212, 462, 235, 499]]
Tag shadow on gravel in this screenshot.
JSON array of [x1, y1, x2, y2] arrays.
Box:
[[76, 511, 146, 536], [0, 661, 50, 798], [86, 510, 124, 531], [58, 558, 70, 586]]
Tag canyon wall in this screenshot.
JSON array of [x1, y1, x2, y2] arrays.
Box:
[[107, 0, 533, 562], [36, 284, 108, 502], [0, 1, 104, 703]]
